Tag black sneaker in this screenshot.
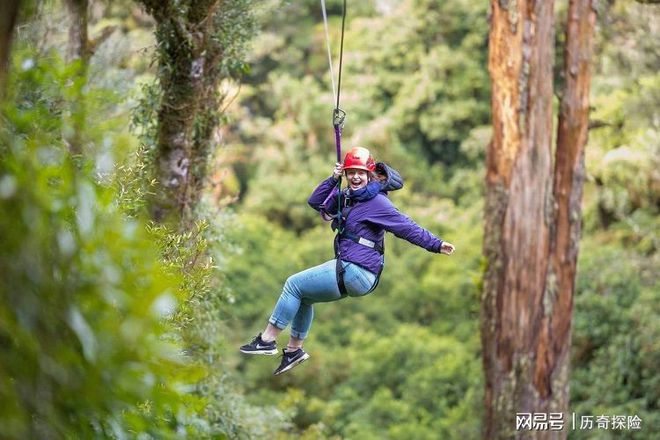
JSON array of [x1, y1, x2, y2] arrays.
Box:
[[239, 333, 278, 355], [273, 348, 310, 375]]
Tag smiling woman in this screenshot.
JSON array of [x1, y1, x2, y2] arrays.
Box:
[[239, 146, 456, 376]]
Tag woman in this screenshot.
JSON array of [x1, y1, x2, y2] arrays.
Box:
[[240, 147, 455, 375]]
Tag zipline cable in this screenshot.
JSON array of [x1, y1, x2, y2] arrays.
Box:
[[335, 0, 347, 111], [320, 0, 347, 163], [320, 0, 348, 232], [320, 0, 337, 106]]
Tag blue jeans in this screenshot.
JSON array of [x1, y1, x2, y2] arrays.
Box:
[[268, 259, 377, 340]]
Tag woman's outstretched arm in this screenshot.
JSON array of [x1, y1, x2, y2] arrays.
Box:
[[368, 196, 454, 254]]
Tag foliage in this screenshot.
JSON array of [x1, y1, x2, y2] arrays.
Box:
[[345, 0, 490, 166], [148, 216, 289, 438], [0, 52, 205, 439], [1, 16, 286, 437], [571, 240, 659, 439]]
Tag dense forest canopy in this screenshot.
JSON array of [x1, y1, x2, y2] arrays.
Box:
[[0, 0, 658, 438]]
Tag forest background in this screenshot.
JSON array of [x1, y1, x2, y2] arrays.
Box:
[[0, 0, 658, 439]]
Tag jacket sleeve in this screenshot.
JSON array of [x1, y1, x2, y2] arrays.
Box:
[[367, 196, 443, 253], [308, 176, 340, 216]]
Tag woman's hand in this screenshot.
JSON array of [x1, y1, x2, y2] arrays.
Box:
[[440, 242, 455, 255], [332, 162, 343, 180]]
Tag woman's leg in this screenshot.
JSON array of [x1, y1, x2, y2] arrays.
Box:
[[261, 322, 282, 342], [264, 260, 342, 347], [285, 305, 312, 350], [282, 262, 376, 350]]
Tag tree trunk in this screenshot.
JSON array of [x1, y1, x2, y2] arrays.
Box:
[[0, 0, 21, 99], [63, 0, 89, 156], [545, 0, 596, 425], [481, 0, 596, 438], [139, 0, 226, 226], [64, 0, 89, 64]]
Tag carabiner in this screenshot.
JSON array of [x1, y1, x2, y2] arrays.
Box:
[[333, 108, 346, 128]]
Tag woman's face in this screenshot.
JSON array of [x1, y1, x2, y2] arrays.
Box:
[[345, 168, 369, 190]]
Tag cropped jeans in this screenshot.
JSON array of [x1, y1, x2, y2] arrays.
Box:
[[268, 259, 377, 340]]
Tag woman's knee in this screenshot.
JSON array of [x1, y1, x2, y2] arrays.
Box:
[[283, 275, 302, 298]]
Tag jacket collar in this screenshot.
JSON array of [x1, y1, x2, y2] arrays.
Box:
[[345, 181, 381, 202]]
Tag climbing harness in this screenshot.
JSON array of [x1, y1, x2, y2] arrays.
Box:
[[331, 193, 385, 297]]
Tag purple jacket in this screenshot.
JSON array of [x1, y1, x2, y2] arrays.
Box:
[[308, 176, 444, 274]]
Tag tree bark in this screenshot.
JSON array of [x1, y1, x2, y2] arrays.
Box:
[[481, 0, 596, 438], [0, 0, 21, 99]]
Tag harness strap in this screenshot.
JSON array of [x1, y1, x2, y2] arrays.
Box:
[[339, 230, 384, 254], [336, 258, 348, 297]]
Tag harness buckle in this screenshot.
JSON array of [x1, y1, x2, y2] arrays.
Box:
[[357, 237, 376, 248]]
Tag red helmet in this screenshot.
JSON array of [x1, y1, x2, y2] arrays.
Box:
[[343, 147, 376, 172]]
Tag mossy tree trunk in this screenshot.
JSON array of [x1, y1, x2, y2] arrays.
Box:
[[481, 0, 596, 438], [139, 0, 253, 227]]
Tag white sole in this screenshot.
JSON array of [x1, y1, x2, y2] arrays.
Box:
[[240, 348, 278, 355], [274, 352, 310, 375]]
